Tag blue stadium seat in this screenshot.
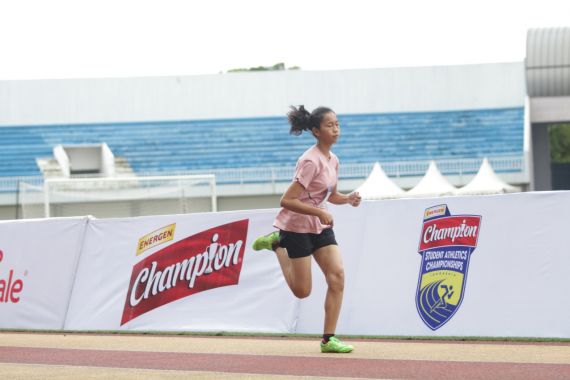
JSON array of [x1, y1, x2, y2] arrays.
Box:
[[0, 107, 524, 177]]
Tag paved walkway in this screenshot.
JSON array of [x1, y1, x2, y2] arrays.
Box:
[[1, 333, 570, 379]]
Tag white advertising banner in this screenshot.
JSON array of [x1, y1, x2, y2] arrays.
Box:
[[296, 191, 570, 338], [64, 210, 299, 332], [0, 217, 88, 329], [6, 191, 570, 338]]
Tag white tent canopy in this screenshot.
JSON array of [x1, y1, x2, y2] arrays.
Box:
[[355, 162, 405, 199], [406, 161, 457, 198], [456, 158, 519, 195]]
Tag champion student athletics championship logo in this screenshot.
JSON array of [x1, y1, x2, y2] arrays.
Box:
[[416, 205, 482, 330]]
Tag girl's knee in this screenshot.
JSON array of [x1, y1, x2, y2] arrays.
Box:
[[326, 268, 345, 292], [292, 284, 312, 299]]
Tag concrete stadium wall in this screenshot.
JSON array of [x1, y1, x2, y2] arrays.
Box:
[[1, 174, 530, 221], [0, 63, 525, 126]]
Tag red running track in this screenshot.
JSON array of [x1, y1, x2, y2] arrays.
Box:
[[2, 346, 570, 379]]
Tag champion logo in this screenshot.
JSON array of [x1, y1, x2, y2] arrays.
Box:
[[121, 219, 249, 325], [419, 216, 480, 250], [415, 205, 482, 330]]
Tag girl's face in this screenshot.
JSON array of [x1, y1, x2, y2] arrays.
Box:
[[313, 112, 340, 145]]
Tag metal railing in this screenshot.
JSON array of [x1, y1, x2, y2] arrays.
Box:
[[0, 155, 527, 193]]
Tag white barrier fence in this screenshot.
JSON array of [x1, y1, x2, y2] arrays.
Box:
[[1, 191, 570, 338], [0, 217, 89, 329]]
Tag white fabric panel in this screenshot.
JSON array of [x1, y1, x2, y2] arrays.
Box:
[[0, 217, 88, 329], [295, 192, 570, 338], [4, 191, 570, 338], [64, 209, 299, 332]]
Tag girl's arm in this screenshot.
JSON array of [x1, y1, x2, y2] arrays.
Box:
[[328, 185, 361, 207], [281, 181, 334, 225]]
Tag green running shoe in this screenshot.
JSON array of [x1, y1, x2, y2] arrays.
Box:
[[320, 337, 354, 353], [252, 231, 279, 251]]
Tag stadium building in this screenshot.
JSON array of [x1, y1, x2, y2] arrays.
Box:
[[0, 27, 568, 219]]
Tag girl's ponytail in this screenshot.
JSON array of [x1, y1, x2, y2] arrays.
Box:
[[287, 105, 313, 135]]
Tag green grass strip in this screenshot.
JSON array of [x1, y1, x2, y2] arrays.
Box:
[[1, 329, 569, 343]]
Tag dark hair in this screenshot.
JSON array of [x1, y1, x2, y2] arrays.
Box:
[[287, 105, 335, 136]]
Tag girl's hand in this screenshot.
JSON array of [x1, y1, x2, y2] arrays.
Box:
[[318, 209, 334, 226], [348, 192, 362, 207]]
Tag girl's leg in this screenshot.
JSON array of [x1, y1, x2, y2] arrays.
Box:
[[275, 247, 312, 299], [313, 245, 345, 334], [252, 231, 312, 298]]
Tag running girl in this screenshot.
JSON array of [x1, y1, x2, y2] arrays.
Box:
[[253, 105, 361, 353]]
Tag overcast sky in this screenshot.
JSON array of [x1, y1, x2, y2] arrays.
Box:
[[0, 0, 568, 80]]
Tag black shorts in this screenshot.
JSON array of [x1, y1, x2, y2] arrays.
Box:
[[279, 228, 338, 259]]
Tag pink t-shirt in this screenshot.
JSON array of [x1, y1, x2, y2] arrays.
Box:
[[274, 145, 339, 234]]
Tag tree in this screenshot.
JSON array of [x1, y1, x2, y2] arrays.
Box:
[[227, 63, 300, 73], [549, 124, 570, 163]]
